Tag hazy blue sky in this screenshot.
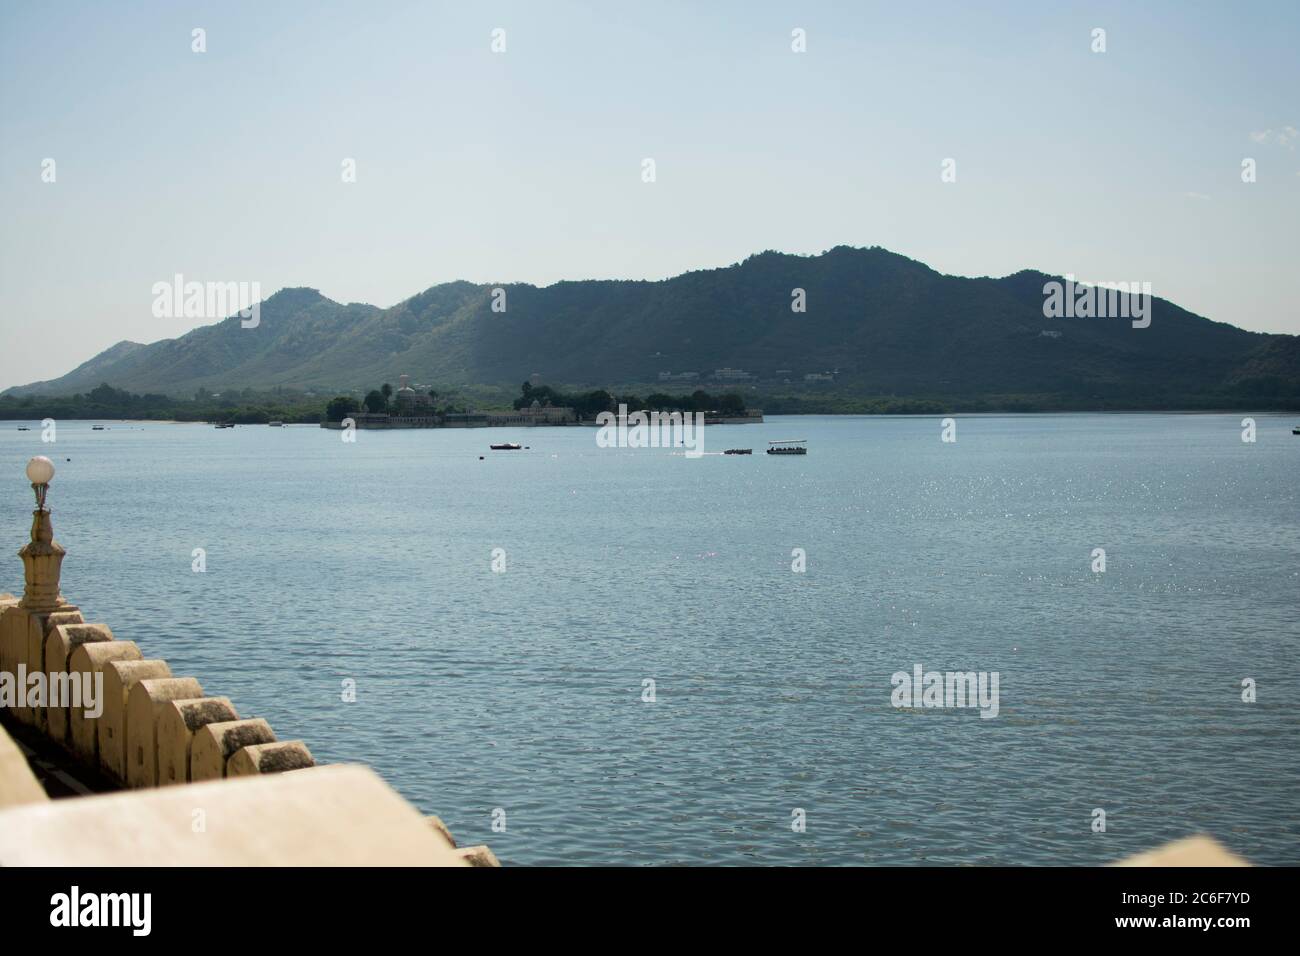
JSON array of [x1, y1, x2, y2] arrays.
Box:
[[1, 0, 1297, 389]]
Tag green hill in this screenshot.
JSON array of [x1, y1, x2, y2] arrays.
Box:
[[5, 247, 1297, 409]]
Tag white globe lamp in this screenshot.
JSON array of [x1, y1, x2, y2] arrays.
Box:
[[26, 455, 55, 510]]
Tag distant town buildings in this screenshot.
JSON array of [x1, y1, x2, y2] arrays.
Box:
[[441, 412, 490, 428], [492, 401, 576, 425], [656, 367, 843, 385], [711, 368, 753, 381]]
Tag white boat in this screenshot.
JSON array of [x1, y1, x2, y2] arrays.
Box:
[[766, 439, 807, 455]]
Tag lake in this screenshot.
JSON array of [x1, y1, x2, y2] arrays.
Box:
[[3, 413, 1297, 865]]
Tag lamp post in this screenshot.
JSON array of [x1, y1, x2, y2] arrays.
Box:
[[27, 454, 54, 511], [18, 456, 70, 613]]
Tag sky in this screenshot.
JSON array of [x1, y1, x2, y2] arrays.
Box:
[[1, 0, 1297, 389]]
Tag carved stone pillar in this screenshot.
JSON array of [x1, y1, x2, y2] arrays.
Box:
[[18, 508, 71, 615]]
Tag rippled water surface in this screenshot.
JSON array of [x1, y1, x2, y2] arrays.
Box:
[[3, 414, 1297, 865]]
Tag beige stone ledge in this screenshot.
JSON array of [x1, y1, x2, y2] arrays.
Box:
[[0, 764, 469, 866], [1112, 835, 1250, 867], [0, 723, 48, 809]]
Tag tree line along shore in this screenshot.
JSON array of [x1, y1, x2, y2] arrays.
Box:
[[2, 381, 1295, 425]]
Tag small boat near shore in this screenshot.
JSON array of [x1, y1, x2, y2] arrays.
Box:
[[490, 442, 523, 450], [766, 439, 807, 455], [724, 448, 752, 455], [91, 425, 105, 431], [268, 421, 284, 427], [16, 426, 29, 431], [214, 423, 234, 429], [1293, 425, 1299, 435]]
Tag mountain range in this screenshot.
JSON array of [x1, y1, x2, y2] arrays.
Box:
[[7, 246, 1298, 407]]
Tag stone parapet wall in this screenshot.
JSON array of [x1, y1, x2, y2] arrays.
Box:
[[0, 593, 304, 786], [0, 498, 495, 866]]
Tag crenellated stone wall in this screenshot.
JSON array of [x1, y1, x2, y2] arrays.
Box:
[[0, 578, 320, 791], [0, 492, 497, 867]]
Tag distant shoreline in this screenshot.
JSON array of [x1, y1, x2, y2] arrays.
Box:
[[4, 409, 1298, 426]]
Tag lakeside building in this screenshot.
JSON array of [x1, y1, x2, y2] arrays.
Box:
[[323, 371, 767, 429], [330, 403, 753, 430], [491, 401, 577, 426], [704, 408, 764, 424], [323, 394, 577, 431], [601, 407, 764, 426], [442, 412, 490, 428], [712, 367, 753, 381], [321, 372, 579, 430], [394, 374, 434, 412]]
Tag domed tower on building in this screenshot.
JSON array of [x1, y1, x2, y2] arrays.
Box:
[[395, 373, 431, 411]]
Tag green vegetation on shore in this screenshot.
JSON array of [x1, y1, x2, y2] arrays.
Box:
[[512, 382, 747, 418], [321, 382, 473, 421], [0, 383, 325, 424], [3, 380, 1295, 426]]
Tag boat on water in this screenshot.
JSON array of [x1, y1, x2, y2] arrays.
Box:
[[1294, 426, 1300, 435], [214, 423, 235, 429], [490, 442, 522, 450], [724, 448, 752, 455], [268, 421, 284, 427], [16, 426, 29, 431], [766, 439, 807, 455], [91, 425, 105, 431]]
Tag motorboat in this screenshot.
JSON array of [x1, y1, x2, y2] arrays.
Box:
[[766, 440, 807, 455]]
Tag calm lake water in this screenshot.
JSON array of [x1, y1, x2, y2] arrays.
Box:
[[3, 413, 1297, 865]]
